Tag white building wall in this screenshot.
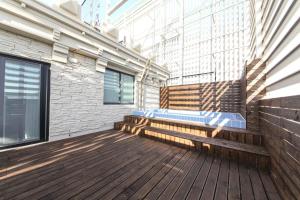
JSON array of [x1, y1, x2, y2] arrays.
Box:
[[0, 0, 169, 142], [144, 83, 160, 110], [0, 29, 52, 62], [114, 0, 250, 86], [248, 0, 300, 99], [50, 53, 139, 140], [0, 29, 136, 141]]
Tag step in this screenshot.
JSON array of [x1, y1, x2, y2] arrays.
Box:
[[124, 115, 149, 124], [126, 115, 261, 135], [114, 121, 146, 135], [144, 126, 269, 156], [123, 115, 264, 146], [114, 121, 125, 130], [143, 126, 270, 169]]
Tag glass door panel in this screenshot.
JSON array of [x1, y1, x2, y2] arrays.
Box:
[[0, 58, 42, 147]]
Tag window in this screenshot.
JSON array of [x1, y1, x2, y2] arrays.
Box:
[[0, 54, 50, 148], [104, 69, 134, 104]]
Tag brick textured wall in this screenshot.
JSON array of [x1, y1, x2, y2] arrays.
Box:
[[0, 29, 52, 62], [0, 30, 154, 141], [49, 52, 136, 140]]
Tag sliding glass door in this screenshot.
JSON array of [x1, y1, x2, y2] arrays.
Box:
[[0, 54, 49, 148]]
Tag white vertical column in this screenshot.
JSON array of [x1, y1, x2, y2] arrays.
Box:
[[178, 0, 184, 85]]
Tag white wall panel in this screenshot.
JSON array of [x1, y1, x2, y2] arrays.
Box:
[[114, 0, 250, 86], [144, 84, 160, 109], [247, 0, 300, 99]]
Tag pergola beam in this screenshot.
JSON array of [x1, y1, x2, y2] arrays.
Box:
[[107, 0, 128, 16]]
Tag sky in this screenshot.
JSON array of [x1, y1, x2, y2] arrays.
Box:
[[38, 0, 139, 24]]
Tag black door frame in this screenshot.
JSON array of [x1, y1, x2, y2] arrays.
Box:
[[0, 53, 50, 149], [0, 56, 5, 146]]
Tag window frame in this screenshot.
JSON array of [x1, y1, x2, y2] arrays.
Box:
[[0, 53, 50, 149], [103, 68, 135, 105]]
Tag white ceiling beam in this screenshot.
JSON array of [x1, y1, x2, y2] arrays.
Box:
[[107, 0, 128, 16]]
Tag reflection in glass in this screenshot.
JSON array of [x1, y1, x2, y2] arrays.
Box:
[[0, 59, 41, 147], [104, 69, 134, 104]]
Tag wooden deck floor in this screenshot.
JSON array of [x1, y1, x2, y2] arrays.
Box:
[[0, 130, 281, 200]]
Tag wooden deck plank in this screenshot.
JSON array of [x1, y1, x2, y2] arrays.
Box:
[[142, 151, 193, 200], [2, 131, 123, 170], [128, 150, 187, 200], [85, 148, 172, 200], [172, 153, 206, 200], [259, 171, 282, 200], [2, 134, 141, 199], [39, 137, 156, 200], [11, 136, 155, 200], [67, 141, 169, 200], [214, 159, 229, 200], [185, 155, 214, 200], [249, 168, 268, 200], [0, 129, 281, 200], [0, 131, 121, 179], [113, 149, 185, 200], [100, 146, 181, 200], [3, 134, 142, 192], [239, 165, 254, 200], [1, 131, 131, 188], [228, 160, 240, 200], [157, 153, 198, 200], [200, 157, 221, 200]]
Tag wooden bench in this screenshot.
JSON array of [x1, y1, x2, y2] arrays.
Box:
[[120, 115, 264, 145], [143, 126, 270, 169], [143, 126, 269, 156]]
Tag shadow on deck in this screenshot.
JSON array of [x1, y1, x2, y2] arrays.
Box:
[[0, 130, 281, 200]]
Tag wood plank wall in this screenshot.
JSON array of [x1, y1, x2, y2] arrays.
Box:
[[160, 87, 169, 109], [259, 96, 300, 199], [240, 66, 247, 119], [243, 59, 266, 131], [160, 81, 241, 113]]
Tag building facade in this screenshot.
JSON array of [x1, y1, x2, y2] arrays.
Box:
[[0, 0, 168, 148]]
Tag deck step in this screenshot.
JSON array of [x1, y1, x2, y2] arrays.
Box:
[[143, 126, 269, 156], [123, 115, 264, 146], [114, 121, 146, 135], [143, 126, 270, 169]]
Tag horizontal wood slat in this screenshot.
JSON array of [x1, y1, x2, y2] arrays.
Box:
[[115, 115, 270, 169], [160, 81, 241, 112], [259, 95, 300, 199], [144, 126, 270, 156]]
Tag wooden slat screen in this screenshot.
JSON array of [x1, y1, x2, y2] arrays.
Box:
[[259, 96, 300, 199], [160, 80, 241, 113], [159, 87, 169, 109]]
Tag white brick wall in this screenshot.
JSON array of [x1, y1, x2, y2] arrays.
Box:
[[49, 52, 136, 140], [0, 30, 149, 141], [0, 29, 52, 62]]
